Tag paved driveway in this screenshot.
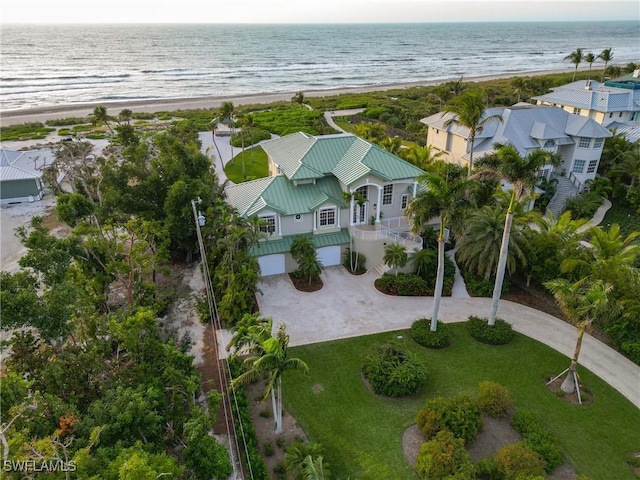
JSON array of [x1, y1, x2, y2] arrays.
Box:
[[253, 266, 640, 409]]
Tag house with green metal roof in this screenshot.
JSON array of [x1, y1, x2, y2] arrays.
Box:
[[224, 132, 425, 276]]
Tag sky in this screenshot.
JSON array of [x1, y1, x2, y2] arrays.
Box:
[[0, 0, 637, 24]]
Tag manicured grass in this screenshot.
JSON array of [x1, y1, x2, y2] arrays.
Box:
[[283, 324, 640, 480], [602, 200, 640, 238], [224, 146, 268, 183]]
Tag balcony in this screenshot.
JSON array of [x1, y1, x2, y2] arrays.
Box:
[[351, 223, 423, 251]]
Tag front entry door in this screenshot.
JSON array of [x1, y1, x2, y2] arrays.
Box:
[[352, 186, 368, 225]]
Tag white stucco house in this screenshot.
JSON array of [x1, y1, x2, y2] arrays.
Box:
[[224, 132, 425, 276], [533, 70, 640, 142], [421, 104, 612, 214]]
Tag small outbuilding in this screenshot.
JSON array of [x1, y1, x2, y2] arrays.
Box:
[[0, 149, 47, 204]]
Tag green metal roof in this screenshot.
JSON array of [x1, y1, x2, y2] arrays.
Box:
[[251, 228, 351, 256], [261, 132, 425, 185], [225, 175, 347, 217]]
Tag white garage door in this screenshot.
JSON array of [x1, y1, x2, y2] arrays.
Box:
[[258, 254, 286, 276], [316, 246, 341, 267]]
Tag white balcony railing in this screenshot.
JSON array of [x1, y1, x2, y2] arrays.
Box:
[[351, 225, 423, 250]]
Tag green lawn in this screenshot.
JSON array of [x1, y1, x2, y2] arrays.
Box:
[[224, 146, 269, 183], [602, 200, 640, 238], [283, 324, 640, 480]]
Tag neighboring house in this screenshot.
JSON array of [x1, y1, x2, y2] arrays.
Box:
[[0, 149, 47, 204], [225, 132, 425, 276], [421, 104, 612, 215], [533, 71, 640, 141]]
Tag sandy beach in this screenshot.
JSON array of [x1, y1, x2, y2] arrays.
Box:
[[0, 68, 574, 127]]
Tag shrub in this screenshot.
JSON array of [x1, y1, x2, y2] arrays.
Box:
[[511, 409, 563, 473], [416, 394, 483, 444], [263, 441, 275, 457], [477, 381, 513, 418], [476, 457, 500, 480], [410, 319, 452, 349], [564, 191, 603, 220], [375, 273, 430, 296], [459, 265, 511, 297], [361, 343, 427, 397], [183, 435, 233, 480], [494, 442, 546, 480], [467, 316, 515, 345], [415, 430, 475, 480], [343, 249, 367, 275]]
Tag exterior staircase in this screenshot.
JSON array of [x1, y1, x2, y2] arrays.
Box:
[[373, 263, 391, 276], [547, 174, 580, 217]]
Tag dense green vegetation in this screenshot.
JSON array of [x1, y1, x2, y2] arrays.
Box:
[[283, 326, 640, 480], [0, 121, 55, 141]]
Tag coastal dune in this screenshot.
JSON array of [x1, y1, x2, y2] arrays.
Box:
[[0, 68, 573, 127]]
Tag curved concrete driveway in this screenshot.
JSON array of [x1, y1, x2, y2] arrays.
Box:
[[255, 266, 640, 409]]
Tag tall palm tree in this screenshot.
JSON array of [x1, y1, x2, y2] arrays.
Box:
[[597, 48, 614, 81], [406, 171, 470, 330], [610, 143, 640, 188], [383, 243, 408, 276], [91, 105, 114, 136], [232, 323, 309, 434], [584, 52, 596, 80], [443, 90, 503, 178], [564, 48, 584, 82], [285, 442, 327, 480], [218, 101, 236, 165], [544, 279, 615, 398], [475, 144, 560, 325]]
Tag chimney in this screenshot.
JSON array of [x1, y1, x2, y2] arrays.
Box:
[[633, 69, 640, 78], [584, 80, 592, 90]]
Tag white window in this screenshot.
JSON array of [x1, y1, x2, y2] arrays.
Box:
[[578, 137, 591, 149], [401, 194, 409, 209], [382, 184, 393, 205], [572, 159, 586, 174], [587, 160, 598, 174], [609, 112, 614, 118], [594, 138, 603, 149], [319, 207, 336, 228], [619, 112, 623, 118], [631, 112, 639, 121], [259, 215, 276, 234], [573, 107, 581, 115], [544, 139, 555, 148]]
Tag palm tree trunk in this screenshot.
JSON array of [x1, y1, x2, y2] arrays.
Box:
[[561, 325, 585, 394], [467, 132, 475, 179], [431, 220, 446, 331], [488, 197, 515, 326], [271, 387, 280, 434], [275, 377, 283, 434]]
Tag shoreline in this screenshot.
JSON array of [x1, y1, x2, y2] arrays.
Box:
[[0, 67, 574, 126]]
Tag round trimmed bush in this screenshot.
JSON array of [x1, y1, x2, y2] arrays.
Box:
[[361, 343, 427, 397], [416, 430, 475, 480], [410, 319, 452, 349], [511, 409, 563, 473], [495, 442, 546, 480], [467, 316, 515, 345], [416, 394, 483, 444], [478, 381, 513, 418]]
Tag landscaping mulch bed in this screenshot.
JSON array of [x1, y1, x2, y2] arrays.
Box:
[[545, 374, 594, 406], [288, 273, 323, 292]]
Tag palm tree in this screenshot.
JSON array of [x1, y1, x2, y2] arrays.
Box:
[[564, 48, 584, 82], [383, 243, 408, 276], [544, 279, 615, 399], [297, 254, 324, 286], [91, 105, 114, 135], [406, 170, 470, 330], [584, 52, 596, 81], [443, 90, 503, 178], [410, 248, 436, 279], [380, 136, 402, 154], [226, 313, 272, 352], [285, 441, 326, 480], [218, 101, 236, 165], [291, 91, 305, 107], [456, 203, 528, 281], [597, 48, 614, 81], [610, 143, 640, 188], [232, 323, 309, 434], [404, 144, 442, 170], [475, 143, 560, 325]]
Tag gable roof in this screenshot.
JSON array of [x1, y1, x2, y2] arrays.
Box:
[[260, 132, 424, 184], [225, 174, 347, 217]]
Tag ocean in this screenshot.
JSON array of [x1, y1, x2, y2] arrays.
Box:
[[1, 22, 638, 112]]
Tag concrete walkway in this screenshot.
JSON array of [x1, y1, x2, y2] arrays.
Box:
[[248, 266, 640, 409], [577, 198, 612, 233], [447, 248, 470, 298], [324, 108, 366, 133]]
